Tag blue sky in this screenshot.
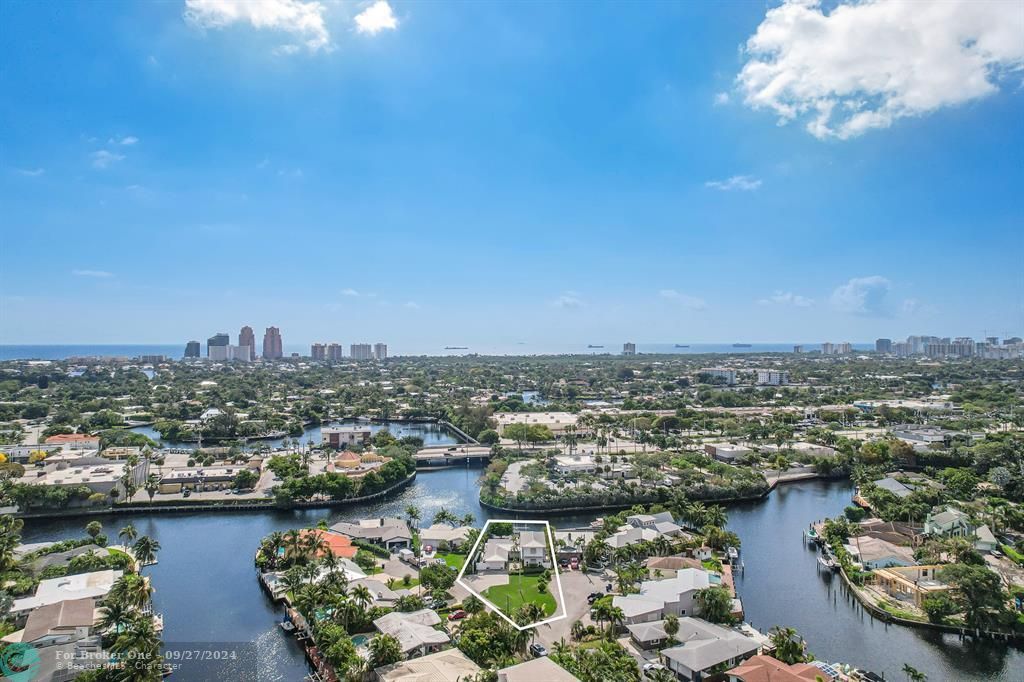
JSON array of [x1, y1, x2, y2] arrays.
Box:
[[2, 0, 1022, 349]]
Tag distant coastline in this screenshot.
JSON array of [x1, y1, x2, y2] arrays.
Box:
[[0, 342, 875, 361]]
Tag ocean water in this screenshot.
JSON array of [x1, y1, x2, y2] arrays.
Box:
[[0, 342, 873, 361]]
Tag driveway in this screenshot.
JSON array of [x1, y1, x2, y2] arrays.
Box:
[[461, 573, 510, 593], [534, 569, 611, 648]]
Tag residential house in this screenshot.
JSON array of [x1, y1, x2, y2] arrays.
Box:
[[613, 569, 719, 625], [842, 536, 915, 570], [726, 654, 830, 682], [475, 531, 550, 571], [330, 517, 412, 550], [553, 530, 594, 560], [646, 556, 705, 579], [372, 609, 450, 658], [607, 525, 659, 550], [301, 529, 358, 559], [11, 570, 123, 621], [869, 565, 950, 608], [627, 511, 683, 537], [498, 657, 581, 682], [420, 524, 472, 551], [321, 426, 372, 448], [17, 598, 96, 647], [871, 477, 913, 499], [975, 525, 998, 553], [659, 617, 760, 682], [375, 648, 481, 682], [924, 506, 973, 539], [627, 619, 670, 650]]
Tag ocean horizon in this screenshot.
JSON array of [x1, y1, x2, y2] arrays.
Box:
[[0, 342, 873, 361]]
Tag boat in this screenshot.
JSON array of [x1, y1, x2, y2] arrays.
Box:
[[674, 344, 690, 348], [587, 344, 604, 348], [279, 620, 296, 634], [727, 546, 739, 562], [732, 343, 752, 348], [444, 346, 468, 350], [818, 555, 839, 570]]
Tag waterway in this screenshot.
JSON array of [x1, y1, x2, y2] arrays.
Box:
[[18, 473, 1022, 681], [128, 418, 460, 451]]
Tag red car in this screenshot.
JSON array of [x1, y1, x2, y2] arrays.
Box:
[[569, 558, 579, 570], [447, 610, 467, 621]]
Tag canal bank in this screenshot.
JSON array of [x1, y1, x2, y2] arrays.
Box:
[[17, 471, 1022, 681]]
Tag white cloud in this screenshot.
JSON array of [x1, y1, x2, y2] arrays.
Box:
[[713, 92, 730, 106], [277, 167, 303, 178], [759, 291, 814, 307], [91, 150, 125, 169], [830, 275, 890, 315], [110, 135, 138, 146], [403, 301, 420, 309], [354, 0, 397, 35], [551, 291, 583, 309], [184, 0, 332, 53], [737, 0, 1024, 140], [15, 168, 45, 177], [72, 269, 114, 278], [659, 289, 708, 311], [341, 288, 360, 297], [704, 175, 761, 191]]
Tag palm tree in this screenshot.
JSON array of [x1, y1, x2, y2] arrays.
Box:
[[97, 599, 134, 633], [350, 583, 373, 609], [132, 536, 161, 569], [118, 523, 138, 545], [404, 505, 421, 527], [462, 595, 484, 615], [460, 513, 475, 527], [704, 505, 728, 529], [570, 619, 586, 641], [903, 664, 927, 682], [663, 613, 679, 644], [109, 574, 154, 610]]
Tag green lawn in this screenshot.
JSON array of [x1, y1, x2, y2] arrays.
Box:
[[436, 552, 467, 571], [1001, 544, 1024, 566], [483, 574, 557, 619]]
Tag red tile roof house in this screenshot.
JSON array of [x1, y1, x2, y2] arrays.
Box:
[[44, 434, 101, 450], [300, 529, 358, 559], [726, 654, 830, 682]]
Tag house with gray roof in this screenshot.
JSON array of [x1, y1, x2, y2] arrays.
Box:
[[330, 517, 412, 550], [372, 609, 450, 657], [613, 569, 719, 625], [872, 477, 913, 499], [659, 617, 759, 681]]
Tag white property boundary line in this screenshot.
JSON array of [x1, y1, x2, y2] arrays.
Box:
[[455, 519, 567, 631]]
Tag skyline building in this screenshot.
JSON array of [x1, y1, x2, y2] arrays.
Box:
[[350, 343, 373, 360], [311, 343, 326, 361], [184, 340, 200, 358], [875, 338, 892, 354], [263, 327, 283, 360], [328, 343, 343, 361], [374, 343, 388, 361], [207, 333, 229, 358], [623, 342, 636, 355], [239, 326, 256, 361]]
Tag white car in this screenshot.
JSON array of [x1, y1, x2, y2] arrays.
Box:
[[643, 662, 666, 677]]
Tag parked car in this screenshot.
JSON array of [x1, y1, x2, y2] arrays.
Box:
[[529, 643, 548, 657], [643, 663, 666, 677], [587, 592, 604, 604], [182, 490, 191, 497], [569, 557, 579, 570], [559, 558, 569, 568], [447, 610, 467, 621]]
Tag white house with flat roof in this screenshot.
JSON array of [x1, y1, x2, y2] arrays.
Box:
[[613, 569, 719, 624], [11, 570, 123, 619]]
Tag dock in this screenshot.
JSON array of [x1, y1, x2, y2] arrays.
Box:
[[414, 445, 492, 467]]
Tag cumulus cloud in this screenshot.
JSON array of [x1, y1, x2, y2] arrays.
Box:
[[354, 0, 397, 35], [15, 168, 45, 177], [91, 150, 125, 169], [184, 0, 332, 53], [830, 276, 891, 315], [659, 289, 708, 311], [713, 92, 730, 106], [551, 292, 583, 309], [737, 0, 1024, 140], [704, 175, 761, 191], [759, 291, 814, 307], [72, 269, 114, 278], [341, 288, 360, 297], [110, 135, 138, 146]]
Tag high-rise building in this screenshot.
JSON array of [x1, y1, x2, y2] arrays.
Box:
[[263, 327, 283, 360], [207, 333, 229, 358], [239, 326, 256, 361], [327, 343, 343, 361], [374, 343, 388, 361], [837, 342, 852, 355], [757, 369, 789, 386], [699, 367, 736, 385], [793, 345, 803, 353], [311, 343, 326, 361], [623, 342, 636, 355], [184, 341, 201, 358], [350, 343, 373, 360], [821, 342, 834, 355], [875, 338, 892, 354]]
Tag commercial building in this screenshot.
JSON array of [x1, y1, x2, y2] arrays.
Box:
[[623, 342, 637, 355], [184, 341, 201, 358], [704, 443, 752, 463], [157, 466, 250, 494], [239, 326, 256, 361], [756, 369, 789, 386], [321, 426, 373, 448], [875, 338, 893, 354], [263, 326, 283, 359], [208, 344, 250, 362], [492, 411, 579, 436], [698, 367, 736, 385], [207, 333, 229, 358], [374, 343, 388, 360]]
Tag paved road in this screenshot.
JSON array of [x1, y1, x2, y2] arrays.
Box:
[[534, 570, 611, 648]]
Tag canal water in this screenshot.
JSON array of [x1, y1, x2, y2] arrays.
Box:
[[129, 418, 460, 451], [18, 472, 1021, 680]]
